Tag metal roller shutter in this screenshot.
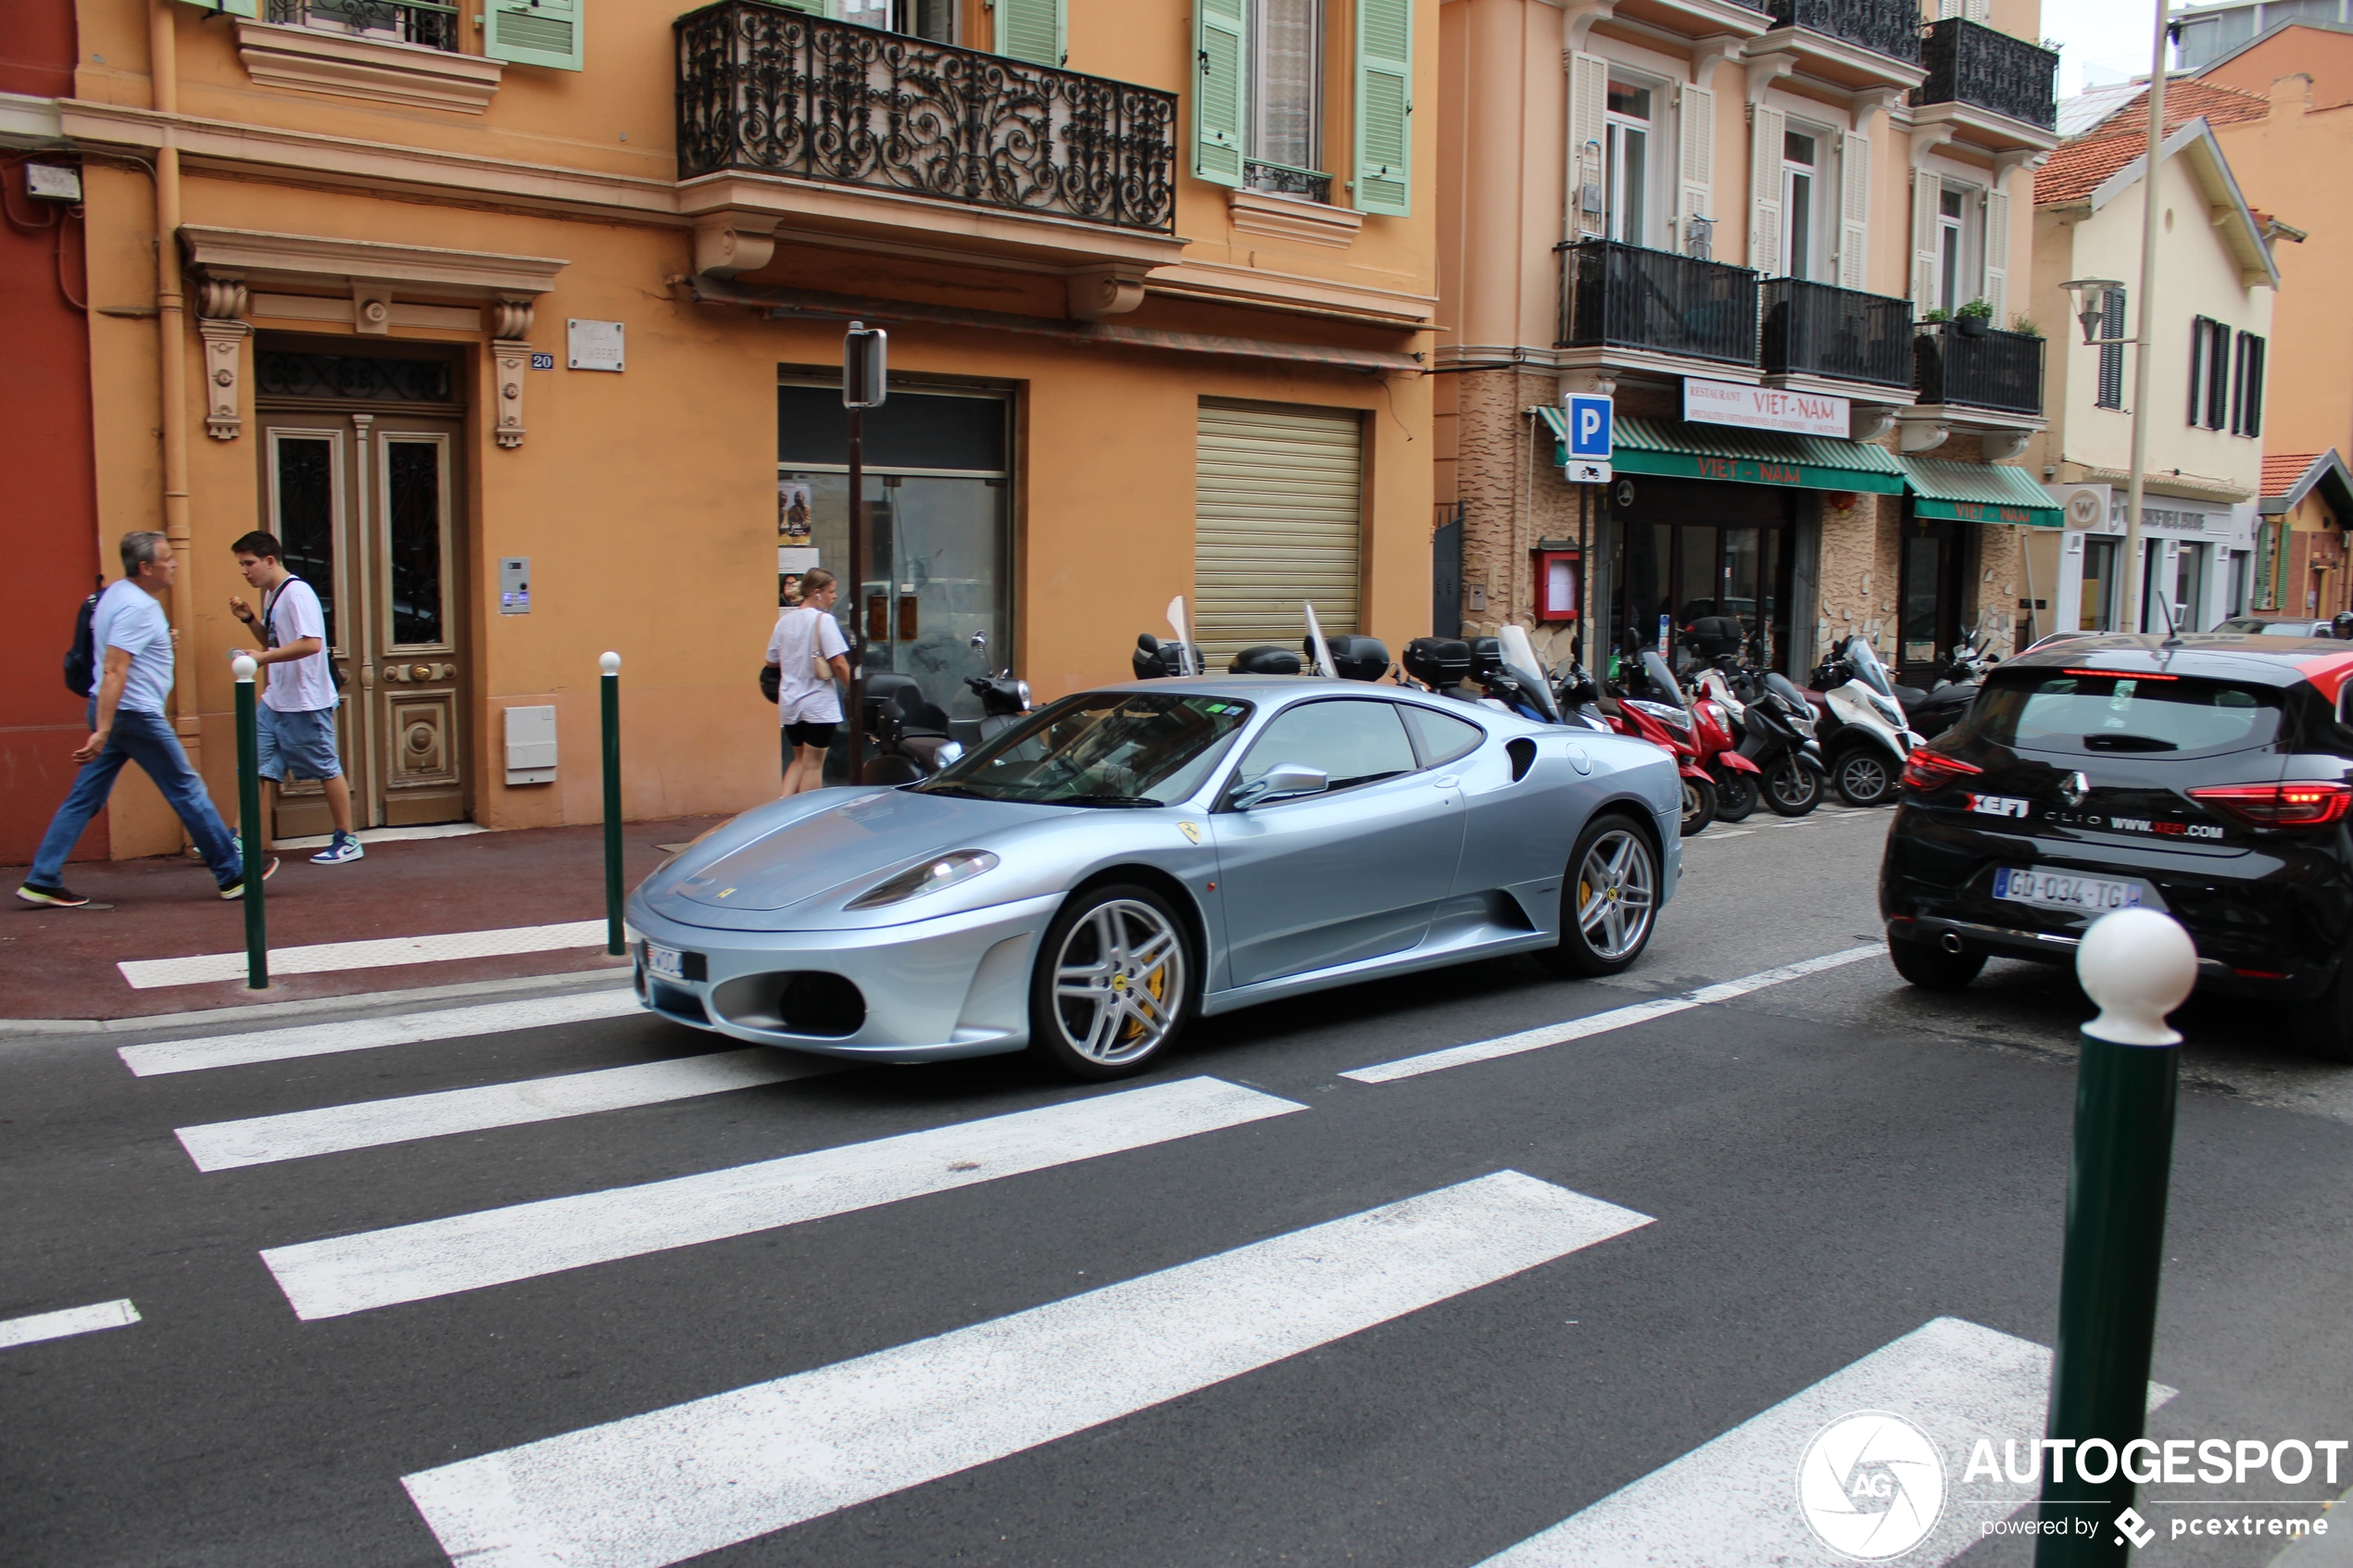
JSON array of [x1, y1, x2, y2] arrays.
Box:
[[1194, 399, 1364, 669]]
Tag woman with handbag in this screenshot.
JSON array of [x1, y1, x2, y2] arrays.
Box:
[[762, 568, 852, 797]]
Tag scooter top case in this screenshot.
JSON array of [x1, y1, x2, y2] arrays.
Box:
[[1403, 637, 1473, 688], [1313, 634, 1390, 682], [1231, 644, 1304, 675]]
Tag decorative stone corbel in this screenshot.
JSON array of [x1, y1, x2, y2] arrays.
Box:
[[1064, 267, 1148, 320], [489, 298, 535, 340], [1689, 36, 1738, 90], [1561, 0, 1616, 55], [195, 276, 250, 442], [1898, 416, 1951, 456], [1850, 88, 1903, 137], [1743, 50, 1797, 106], [1849, 405, 1897, 444], [1981, 429, 2032, 463], [1909, 127, 1956, 171], [492, 337, 530, 449], [693, 212, 779, 279]]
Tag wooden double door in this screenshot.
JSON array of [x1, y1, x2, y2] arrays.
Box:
[[256, 397, 468, 836]]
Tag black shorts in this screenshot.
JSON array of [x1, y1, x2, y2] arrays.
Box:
[[784, 721, 837, 753]]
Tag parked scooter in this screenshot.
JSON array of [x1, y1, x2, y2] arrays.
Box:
[[1890, 626, 1995, 742], [1608, 633, 1724, 835], [1736, 669, 1831, 816], [1809, 634, 1923, 807], [860, 672, 963, 784], [963, 633, 1032, 744]]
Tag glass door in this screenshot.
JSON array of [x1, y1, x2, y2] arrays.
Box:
[[371, 426, 465, 825], [260, 420, 356, 840], [2079, 535, 2120, 632], [1897, 515, 1962, 686]]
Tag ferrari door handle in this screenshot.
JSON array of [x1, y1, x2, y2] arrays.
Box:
[[1432, 775, 1459, 788]]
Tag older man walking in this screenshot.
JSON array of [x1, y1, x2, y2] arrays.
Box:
[[16, 532, 276, 908]]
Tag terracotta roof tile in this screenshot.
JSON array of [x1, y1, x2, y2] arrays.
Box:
[[2034, 132, 2147, 206], [2061, 77, 2272, 142], [2265, 451, 2324, 498]]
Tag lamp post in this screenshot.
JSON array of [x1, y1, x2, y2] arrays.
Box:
[[842, 321, 887, 784]]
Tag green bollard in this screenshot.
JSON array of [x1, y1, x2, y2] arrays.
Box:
[[600, 651, 623, 956], [232, 655, 269, 989], [2034, 908, 2197, 1565]]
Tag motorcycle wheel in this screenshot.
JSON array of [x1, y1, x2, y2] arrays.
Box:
[[1680, 774, 1718, 836], [1834, 746, 1898, 807], [1713, 767, 1757, 822], [1761, 758, 1821, 817]]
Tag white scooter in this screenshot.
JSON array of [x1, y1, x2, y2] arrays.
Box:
[[1809, 633, 1922, 807]]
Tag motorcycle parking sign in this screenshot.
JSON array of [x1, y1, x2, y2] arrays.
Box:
[[1564, 393, 1613, 483]]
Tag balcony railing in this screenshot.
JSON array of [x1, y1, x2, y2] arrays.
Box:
[[264, 0, 458, 50], [1914, 320, 2045, 416], [675, 0, 1177, 234], [1243, 158, 1333, 205], [1915, 18, 2059, 132], [1555, 240, 1759, 368], [1761, 0, 1921, 66], [1760, 278, 1913, 391]]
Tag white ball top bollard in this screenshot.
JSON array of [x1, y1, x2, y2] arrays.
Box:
[[2076, 908, 2198, 1047], [232, 654, 258, 683], [599, 651, 622, 677]]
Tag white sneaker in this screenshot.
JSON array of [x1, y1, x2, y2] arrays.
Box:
[[311, 833, 365, 865]]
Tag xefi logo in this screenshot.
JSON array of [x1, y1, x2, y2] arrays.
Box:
[[1796, 1412, 1947, 1560]]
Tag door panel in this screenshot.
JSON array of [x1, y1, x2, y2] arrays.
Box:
[[261, 424, 359, 839], [375, 431, 464, 825]]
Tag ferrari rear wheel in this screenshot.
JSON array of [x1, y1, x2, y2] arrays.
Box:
[[1538, 815, 1658, 977], [1029, 884, 1194, 1080]]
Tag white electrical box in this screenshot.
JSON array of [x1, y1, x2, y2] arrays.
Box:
[[25, 164, 82, 202], [504, 705, 557, 784]]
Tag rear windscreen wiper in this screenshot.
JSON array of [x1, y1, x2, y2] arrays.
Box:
[[2083, 734, 2179, 752]]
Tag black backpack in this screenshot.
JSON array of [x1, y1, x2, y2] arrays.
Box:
[[63, 585, 101, 698]]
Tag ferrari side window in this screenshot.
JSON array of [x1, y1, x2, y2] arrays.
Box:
[[1400, 704, 1483, 767], [1238, 700, 1419, 795]]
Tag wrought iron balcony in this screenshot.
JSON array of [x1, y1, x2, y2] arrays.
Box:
[[1760, 0, 1921, 66], [675, 0, 1177, 234], [1555, 240, 1759, 368], [1760, 278, 1913, 391], [1915, 18, 2058, 132], [265, 0, 459, 51], [1914, 320, 2045, 417]]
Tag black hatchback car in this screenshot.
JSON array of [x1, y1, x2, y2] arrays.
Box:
[[1881, 633, 2353, 1060]]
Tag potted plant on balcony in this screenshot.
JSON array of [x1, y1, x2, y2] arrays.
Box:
[[1954, 298, 1994, 337]]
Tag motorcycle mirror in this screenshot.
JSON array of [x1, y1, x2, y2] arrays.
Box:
[[970, 632, 988, 651]]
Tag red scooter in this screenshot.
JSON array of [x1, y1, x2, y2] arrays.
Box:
[[1593, 645, 1745, 836]]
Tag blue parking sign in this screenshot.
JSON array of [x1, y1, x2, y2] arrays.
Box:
[[1566, 394, 1613, 458]]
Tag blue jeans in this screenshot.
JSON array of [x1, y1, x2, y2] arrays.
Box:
[[29, 702, 241, 888]]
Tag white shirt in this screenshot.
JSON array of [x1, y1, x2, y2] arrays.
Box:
[[766, 605, 849, 724], [93, 579, 173, 715], [261, 575, 336, 713]]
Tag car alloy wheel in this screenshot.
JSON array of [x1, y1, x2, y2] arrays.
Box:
[[1836, 750, 1894, 807], [1764, 758, 1820, 816], [1032, 886, 1192, 1077], [1539, 817, 1659, 977]]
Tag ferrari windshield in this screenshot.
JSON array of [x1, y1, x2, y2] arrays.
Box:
[[917, 693, 1253, 807]]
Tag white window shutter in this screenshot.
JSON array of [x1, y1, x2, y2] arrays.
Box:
[[1964, 0, 1992, 19], [485, 0, 584, 70], [1568, 51, 1608, 239], [1749, 103, 1786, 275], [1838, 130, 1870, 290], [1678, 81, 1716, 245], [997, 0, 1064, 65], [1192, 0, 1248, 188], [1353, 0, 1415, 216], [1982, 186, 2011, 326], [1910, 169, 1942, 315]]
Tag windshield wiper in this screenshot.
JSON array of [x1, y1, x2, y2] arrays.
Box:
[[2083, 734, 2180, 752], [1061, 795, 1165, 809], [917, 783, 1003, 800]]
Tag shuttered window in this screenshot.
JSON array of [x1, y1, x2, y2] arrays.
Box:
[[2095, 288, 2126, 409], [1353, 0, 1413, 216], [486, 0, 584, 70], [1194, 0, 1249, 187], [2233, 332, 2267, 436], [1195, 400, 1363, 669], [997, 0, 1064, 65]]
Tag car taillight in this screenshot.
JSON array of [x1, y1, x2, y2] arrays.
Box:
[[1900, 746, 1982, 793], [2187, 781, 2353, 828]]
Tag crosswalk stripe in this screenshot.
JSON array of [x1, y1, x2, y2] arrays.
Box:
[[118, 987, 643, 1077], [118, 920, 609, 990], [264, 1076, 1308, 1321], [1341, 946, 1883, 1084], [401, 1171, 1652, 1568], [0, 1298, 141, 1350], [1474, 1317, 2178, 1568], [176, 1049, 829, 1172]]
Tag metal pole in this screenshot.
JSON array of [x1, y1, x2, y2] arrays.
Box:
[[846, 402, 865, 784], [2120, 3, 2169, 632], [2033, 909, 2197, 1565], [599, 651, 623, 957], [232, 655, 268, 989]]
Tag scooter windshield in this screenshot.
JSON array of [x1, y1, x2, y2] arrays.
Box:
[[1844, 637, 1897, 699], [1640, 651, 1685, 709]]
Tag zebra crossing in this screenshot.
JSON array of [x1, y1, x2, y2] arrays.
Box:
[[22, 949, 2107, 1567]]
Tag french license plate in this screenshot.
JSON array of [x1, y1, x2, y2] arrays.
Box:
[[643, 941, 686, 981], [1993, 867, 2143, 913]]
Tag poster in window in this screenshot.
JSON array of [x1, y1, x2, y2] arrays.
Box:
[[777, 481, 813, 542]]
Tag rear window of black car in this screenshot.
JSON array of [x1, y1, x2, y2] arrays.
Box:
[[1962, 670, 2282, 759]]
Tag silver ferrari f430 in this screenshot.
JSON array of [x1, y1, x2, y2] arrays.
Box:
[[625, 676, 1681, 1079]]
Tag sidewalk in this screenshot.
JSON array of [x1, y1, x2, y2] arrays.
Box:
[[1, 816, 725, 1023]]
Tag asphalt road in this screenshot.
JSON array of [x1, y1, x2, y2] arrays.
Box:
[[3, 807, 2348, 1568]]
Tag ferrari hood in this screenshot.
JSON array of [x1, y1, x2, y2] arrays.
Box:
[[658, 788, 1050, 915]]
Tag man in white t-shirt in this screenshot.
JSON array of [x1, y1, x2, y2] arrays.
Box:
[[229, 531, 361, 864], [764, 567, 852, 797]]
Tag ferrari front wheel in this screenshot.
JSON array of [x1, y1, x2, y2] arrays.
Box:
[[1538, 815, 1659, 978], [1029, 884, 1195, 1080]]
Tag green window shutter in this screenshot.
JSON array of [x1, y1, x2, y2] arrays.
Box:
[[486, 0, 584, 71], [1353, 0, 1413, 216], [997, 0, 1064, 66], [1193, 0, 1247, 188], [182, 0, 259, 19]]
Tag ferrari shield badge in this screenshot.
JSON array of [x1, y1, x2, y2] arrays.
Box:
[[1178, 822, 1202, 845]]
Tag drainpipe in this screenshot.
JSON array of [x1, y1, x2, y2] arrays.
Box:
[[149, 0, 199, 768]]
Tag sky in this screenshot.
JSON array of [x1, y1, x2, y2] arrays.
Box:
[[2039, 0, 2180, 99]]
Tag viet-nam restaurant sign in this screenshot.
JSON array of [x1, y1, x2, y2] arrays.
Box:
[[1683, 378, 1850, 438]]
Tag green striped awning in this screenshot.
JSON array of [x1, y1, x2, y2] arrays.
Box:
[[1894, 456, 2064, 528], [1540, 410, 1906, 495]]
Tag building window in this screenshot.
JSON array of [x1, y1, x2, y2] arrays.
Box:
[[1605, 81, 1654, 246], [2200, 318, 2233, 428], [2233, 332, 2267, 436], [837, 0, 958, 41], [1936, 187, 1972, 312], [2095, 287, 2126, 409], [1781, 130, 1820, 281], [1249, 0, 1323, 179], [2080, 534, 2120, 631]]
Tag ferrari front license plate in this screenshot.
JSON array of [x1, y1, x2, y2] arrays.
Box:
[[1993, 867, 2142, 914], [643, 942, 686, 981]]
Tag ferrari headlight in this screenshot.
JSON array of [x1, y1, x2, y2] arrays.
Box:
[[844, 849, 1000, 910]]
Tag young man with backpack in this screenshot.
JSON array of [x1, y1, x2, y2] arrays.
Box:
[[227, 531, 361, 864], [18, 532, 270, 908]]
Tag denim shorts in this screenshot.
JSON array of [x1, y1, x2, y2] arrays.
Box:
[[258, 704, 343, 782]]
